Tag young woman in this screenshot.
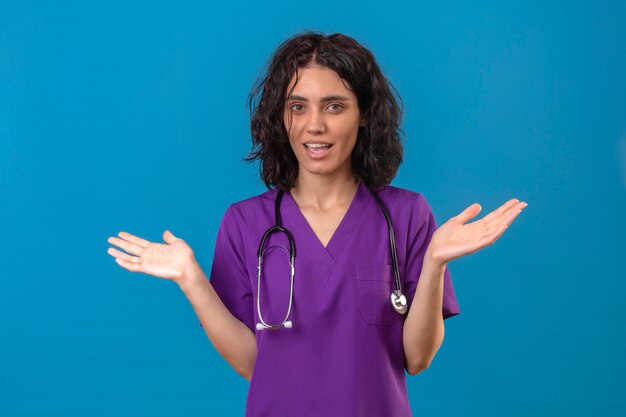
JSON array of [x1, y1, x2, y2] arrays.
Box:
[[106, 31, 527, 416]]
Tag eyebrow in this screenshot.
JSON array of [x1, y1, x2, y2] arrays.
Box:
[[286, 94, 352, 102]]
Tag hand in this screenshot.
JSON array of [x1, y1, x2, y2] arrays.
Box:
[[106, 230, 196, 283], [426, 199, 528, 266]]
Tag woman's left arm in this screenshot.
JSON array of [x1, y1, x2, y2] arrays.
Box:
[[403, 198, 528, 375]]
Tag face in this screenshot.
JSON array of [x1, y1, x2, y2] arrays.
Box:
[[283, 64, 363, 181]]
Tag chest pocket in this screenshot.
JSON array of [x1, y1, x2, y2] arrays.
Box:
[[356, 264, 402, 325]]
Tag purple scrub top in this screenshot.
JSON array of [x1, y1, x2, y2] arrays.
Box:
[[209, 181, 460, 417]]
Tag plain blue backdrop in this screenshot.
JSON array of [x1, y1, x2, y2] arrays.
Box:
[[1, 0, 625, 416]]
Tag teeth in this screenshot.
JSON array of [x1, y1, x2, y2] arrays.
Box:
[[305, 144, 332, 149]]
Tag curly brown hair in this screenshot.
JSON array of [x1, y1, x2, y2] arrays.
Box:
[[244, 31, 404, 192]]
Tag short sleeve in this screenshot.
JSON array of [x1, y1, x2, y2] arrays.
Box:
[[201, 205, 255, 333], [403, 194, 460, 320]]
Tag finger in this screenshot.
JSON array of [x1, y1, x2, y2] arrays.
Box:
[[107, 247, 140, 263], [482, 205, 526, 241], [453, 203, 482, 224], [107, 236, 144, 256], [477, 223, 507, 248], [481, 198, 520, 224], [118, 231, 150, 248], [487, 203, 526, 232], [115, 257, 142, 272], [163, 230, 179, 244]]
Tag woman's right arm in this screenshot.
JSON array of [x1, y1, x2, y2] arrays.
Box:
[[177, 261, 257, 381], [107, 229, 257, 381]]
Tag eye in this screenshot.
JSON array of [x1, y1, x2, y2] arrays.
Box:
[[328, 103, 343, 111], [290, 104, 304, 112]]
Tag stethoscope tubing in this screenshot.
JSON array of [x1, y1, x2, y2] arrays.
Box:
[[255, 183, 406, 331]]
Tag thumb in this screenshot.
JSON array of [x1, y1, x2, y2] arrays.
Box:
[[163, 229, 179, 244], [454, 203, 481, 224]]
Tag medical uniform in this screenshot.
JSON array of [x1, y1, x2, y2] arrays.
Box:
[[209, 181, 460, 417]]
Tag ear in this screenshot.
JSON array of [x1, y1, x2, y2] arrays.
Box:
[[359, 117, 367, 126]]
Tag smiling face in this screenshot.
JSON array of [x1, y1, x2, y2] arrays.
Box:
[[283, 64, 363, 182]]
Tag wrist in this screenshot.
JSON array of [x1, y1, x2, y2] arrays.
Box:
[[425, 248, 448, 270], [176, 260, 205, 293]]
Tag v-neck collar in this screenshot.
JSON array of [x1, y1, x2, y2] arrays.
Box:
[[283, 180, 369, 267]]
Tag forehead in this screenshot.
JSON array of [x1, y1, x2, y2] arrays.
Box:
[[285, 65, 355, 98]]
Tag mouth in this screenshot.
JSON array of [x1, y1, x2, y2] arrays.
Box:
[[303, 142, 333, 159]]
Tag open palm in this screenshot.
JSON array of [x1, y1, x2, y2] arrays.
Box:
[[427, 198, 528, 265], [106, 230, 195, 281]]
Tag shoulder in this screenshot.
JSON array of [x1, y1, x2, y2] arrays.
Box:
[[230, 187, 276, 207], [375, 184, 432, 213], [374, 184, 436, 228], [220, 187, 279, 227], [376, 184, 423, 205]]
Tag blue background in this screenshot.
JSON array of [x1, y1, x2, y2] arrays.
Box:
[[1, 0, 625, 415]]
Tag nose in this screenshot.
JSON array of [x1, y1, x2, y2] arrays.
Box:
[[306, 109, 327, 134]]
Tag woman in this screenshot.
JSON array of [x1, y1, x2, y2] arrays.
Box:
[[106, 31, 527, 416]]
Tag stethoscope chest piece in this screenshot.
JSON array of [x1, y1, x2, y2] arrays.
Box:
[[391, 290, 407, 314]]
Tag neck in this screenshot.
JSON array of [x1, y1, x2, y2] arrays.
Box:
[[289, 170, 360, 211]]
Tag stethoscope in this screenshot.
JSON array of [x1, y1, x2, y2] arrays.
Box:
[[255, 183, 407, 331]]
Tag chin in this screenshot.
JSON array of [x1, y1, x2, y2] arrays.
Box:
[[300, 161, 350, 177], [301, 166, 335, 176]]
